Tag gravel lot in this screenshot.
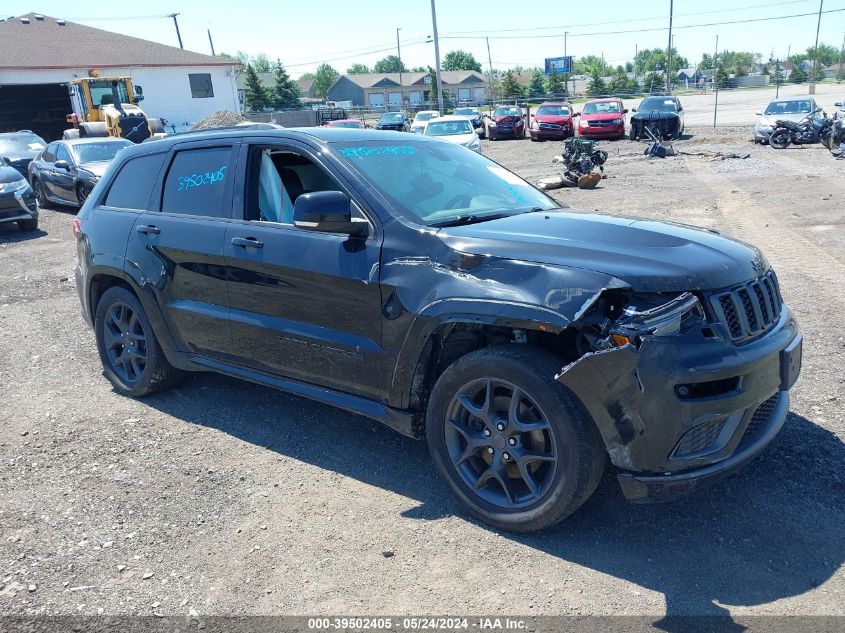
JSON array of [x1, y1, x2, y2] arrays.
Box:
[[0, 126, 843, 621]]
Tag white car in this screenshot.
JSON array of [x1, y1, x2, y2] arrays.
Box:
[[754, 97, 817, 142], [410, 110, 440, 134], [423, 116, 481, 152]]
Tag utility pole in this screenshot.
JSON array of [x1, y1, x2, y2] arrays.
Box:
[[430, 0, 444, 114], [396, 27, 403, 110], [809, 0, 823, 94], [207, 29, 216, 57], [486, 36, 494, 105], [713, 34, 719, 90], [666, 0, 674, 94], [838, 31, 845, 81], [167, 13, 183, 49], [564, 31, 569, 97]]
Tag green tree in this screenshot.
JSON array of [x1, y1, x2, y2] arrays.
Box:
[[545, 68, 565, 97], [635, 47, 688, 75], [609, 66, 628, 94], [642, 71, 664, 93], [771, 60, 785, 86], [586, 68, 608, 97], [790, 64, 807, 83], [252, 53, 271, 73], [791, 43, 839, 67], [312, 63, 339, 99], [271, 60, 301, 110], [299, 72, 316, 81], [243, 63, 269, 111], [373, 55, 407, 73], [625, 75, 641, 95], [346, 63, 370, 75], [574, 55, 610, 76], [714, 66, 730, 88], [527, 69, 546, 98], [443, 50, 483, 72], [409, 66, 428, 72], [500, 70, 524, 99]]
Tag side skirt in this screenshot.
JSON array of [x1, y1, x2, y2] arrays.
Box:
[[189, 356, 417, 438]]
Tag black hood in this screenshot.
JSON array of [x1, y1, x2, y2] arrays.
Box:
[[437, 211, 768, 292], [0, 165, 26, 183], [631, 110, 679, 122]]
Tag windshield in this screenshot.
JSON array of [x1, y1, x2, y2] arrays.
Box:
[[415, 112, 436, 122], [494, 107, 521, 117], [380, 113, 404, 121], [425, 120, 473, 136], [536, 105, 571, 116], [582, 101, 621, 114], [331, 121, 364, 128], [87, 80, 130, 107], [0, 134, 46, 155], [332, 140, 557, 226], [638, 98, 678, 112], [72, 140, 132, 163], [764, 100, 813, 115], [454, 108, 480, 116]]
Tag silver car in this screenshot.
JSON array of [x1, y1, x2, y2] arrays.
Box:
[[754, 97, 817, 142]]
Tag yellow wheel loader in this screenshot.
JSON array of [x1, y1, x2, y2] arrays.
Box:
[[63, 76, 167, 143]]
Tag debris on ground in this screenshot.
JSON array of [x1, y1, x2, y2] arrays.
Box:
[[544, 138, 608, 189], [192, 110, 247, 130], [679, 150, 751, 160]]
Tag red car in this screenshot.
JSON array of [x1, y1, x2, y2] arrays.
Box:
[[528, 102, 575, 141], [487, 105, 525, 140], [576, 98, 627, 139], [322, 118, 367, 129]]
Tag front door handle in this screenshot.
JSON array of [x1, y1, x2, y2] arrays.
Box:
[[231, 236, 264, 249], [136, 224, 160, 235]]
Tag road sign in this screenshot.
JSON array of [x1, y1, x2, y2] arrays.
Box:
[[544, 56, 573, 75]]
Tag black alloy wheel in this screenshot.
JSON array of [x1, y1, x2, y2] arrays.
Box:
[[102, 300, 148, 386], [76, 183, 89, 206], [444, 377, 557, 509], [32, 179, 48, 208]]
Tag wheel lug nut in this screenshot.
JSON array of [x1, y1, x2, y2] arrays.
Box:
[[496, 423, 505, 431], [487, 447, 494, 454], [483, 429, 491, 437], [508, 437, 517, 446], [502, 452, 510, 461]]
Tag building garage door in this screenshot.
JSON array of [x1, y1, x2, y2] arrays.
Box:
[[0, 83, 70, 141], [368, 93, 384, 108]]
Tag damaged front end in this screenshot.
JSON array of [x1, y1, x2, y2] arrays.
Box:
[[556, 286, 801, 502]]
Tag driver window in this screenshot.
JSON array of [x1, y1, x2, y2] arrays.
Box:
[[247, 147, 364, 225], [56, 145, 72, 164]]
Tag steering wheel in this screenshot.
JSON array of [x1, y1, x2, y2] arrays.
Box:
[[444, 194, 472, 210]]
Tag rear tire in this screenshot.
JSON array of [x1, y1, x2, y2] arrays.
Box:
[[75, 183, 90, 207], [18, 217, 38, 231], [770, 128, 791, 149], [426, 345, 606, 532], [629, 127, 638, 141], [95, 286, 183, 397]]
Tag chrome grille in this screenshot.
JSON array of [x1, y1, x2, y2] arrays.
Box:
[[711, 270, 782, 343]]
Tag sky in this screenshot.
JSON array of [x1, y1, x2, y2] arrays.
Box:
[[5, 0, 845, 77]]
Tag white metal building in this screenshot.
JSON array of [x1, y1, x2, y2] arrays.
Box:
[[0, 13, 240, 140]]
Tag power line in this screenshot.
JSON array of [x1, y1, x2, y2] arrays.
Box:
[[439, 8, 845, 40], [440, 0, 813, 37]]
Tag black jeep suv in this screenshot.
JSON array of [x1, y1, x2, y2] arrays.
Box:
[[74, 127, 802, 532]]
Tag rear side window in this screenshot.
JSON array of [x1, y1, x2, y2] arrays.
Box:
[[103, 153, 164, 210], [161, 147, 232, 218]]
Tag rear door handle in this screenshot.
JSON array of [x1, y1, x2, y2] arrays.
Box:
[[231, 236, 264, 249], [136, 224, 160, 235]]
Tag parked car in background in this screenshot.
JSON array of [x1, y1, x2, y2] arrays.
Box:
[[577, 98, 627, 140], [0, 131, 48, 179], [410, 110, 440, 134], [322, 119, 367, 129], [488, 105, 525, 140], [74, 126, 802, 532], [754, 97, 818, 142], [423, 116, 481, 152], [453, 107, 486, 138], [28, 137, 132, 208], [0, 162, 38, 230], [834, 100, 845, 119], [629, 96, 685, 140], [375, 112, 410, 132], [528, 102, 575, 141]]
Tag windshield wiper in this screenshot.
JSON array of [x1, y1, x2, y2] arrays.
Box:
[[430, 212, 513, 228]]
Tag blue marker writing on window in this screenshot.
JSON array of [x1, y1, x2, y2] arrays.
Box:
[[177, 165, 227, 192]]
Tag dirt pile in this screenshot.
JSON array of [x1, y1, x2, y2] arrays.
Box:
[[192, 110, 247, 130]]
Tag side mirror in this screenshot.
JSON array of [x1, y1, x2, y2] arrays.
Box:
[[573, 112, 580, 117], [135, 94, 144, 102], [293, 191, 367, 236], [135, 85, 143, 95], [632, 107, 637, 112], [814, 106, 823, 113], [835, 102, 844, 107], [623, 109, 629, 114], [54, 160, 70, 170], [755, 111, 762, 116]]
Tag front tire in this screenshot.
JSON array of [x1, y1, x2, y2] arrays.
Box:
[[95, 286, 183, 397], [629, 126, 638, 141], [32, 179, 49, 209], [426, 345, 606, 532], [18, 217, 38, 231], [75, 183, 89, 206], [770, 128, 791, 149]]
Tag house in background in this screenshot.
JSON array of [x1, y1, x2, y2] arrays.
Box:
[[0, 12, 240, 139], [823, 62, 845, 79], [676, 67, 704, 86], [327, 71, 487, 107]]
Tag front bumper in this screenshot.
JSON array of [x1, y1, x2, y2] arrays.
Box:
[[0, 187, 38, 224], [557, 305, 802, 501], [754, 126, 773, 141], [579, 124, 624, 138], [529, 127, 572, 140]]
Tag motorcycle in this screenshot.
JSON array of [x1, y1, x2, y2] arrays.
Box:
[[769, 107, 833, 149], [820, 115, 845, 157]]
